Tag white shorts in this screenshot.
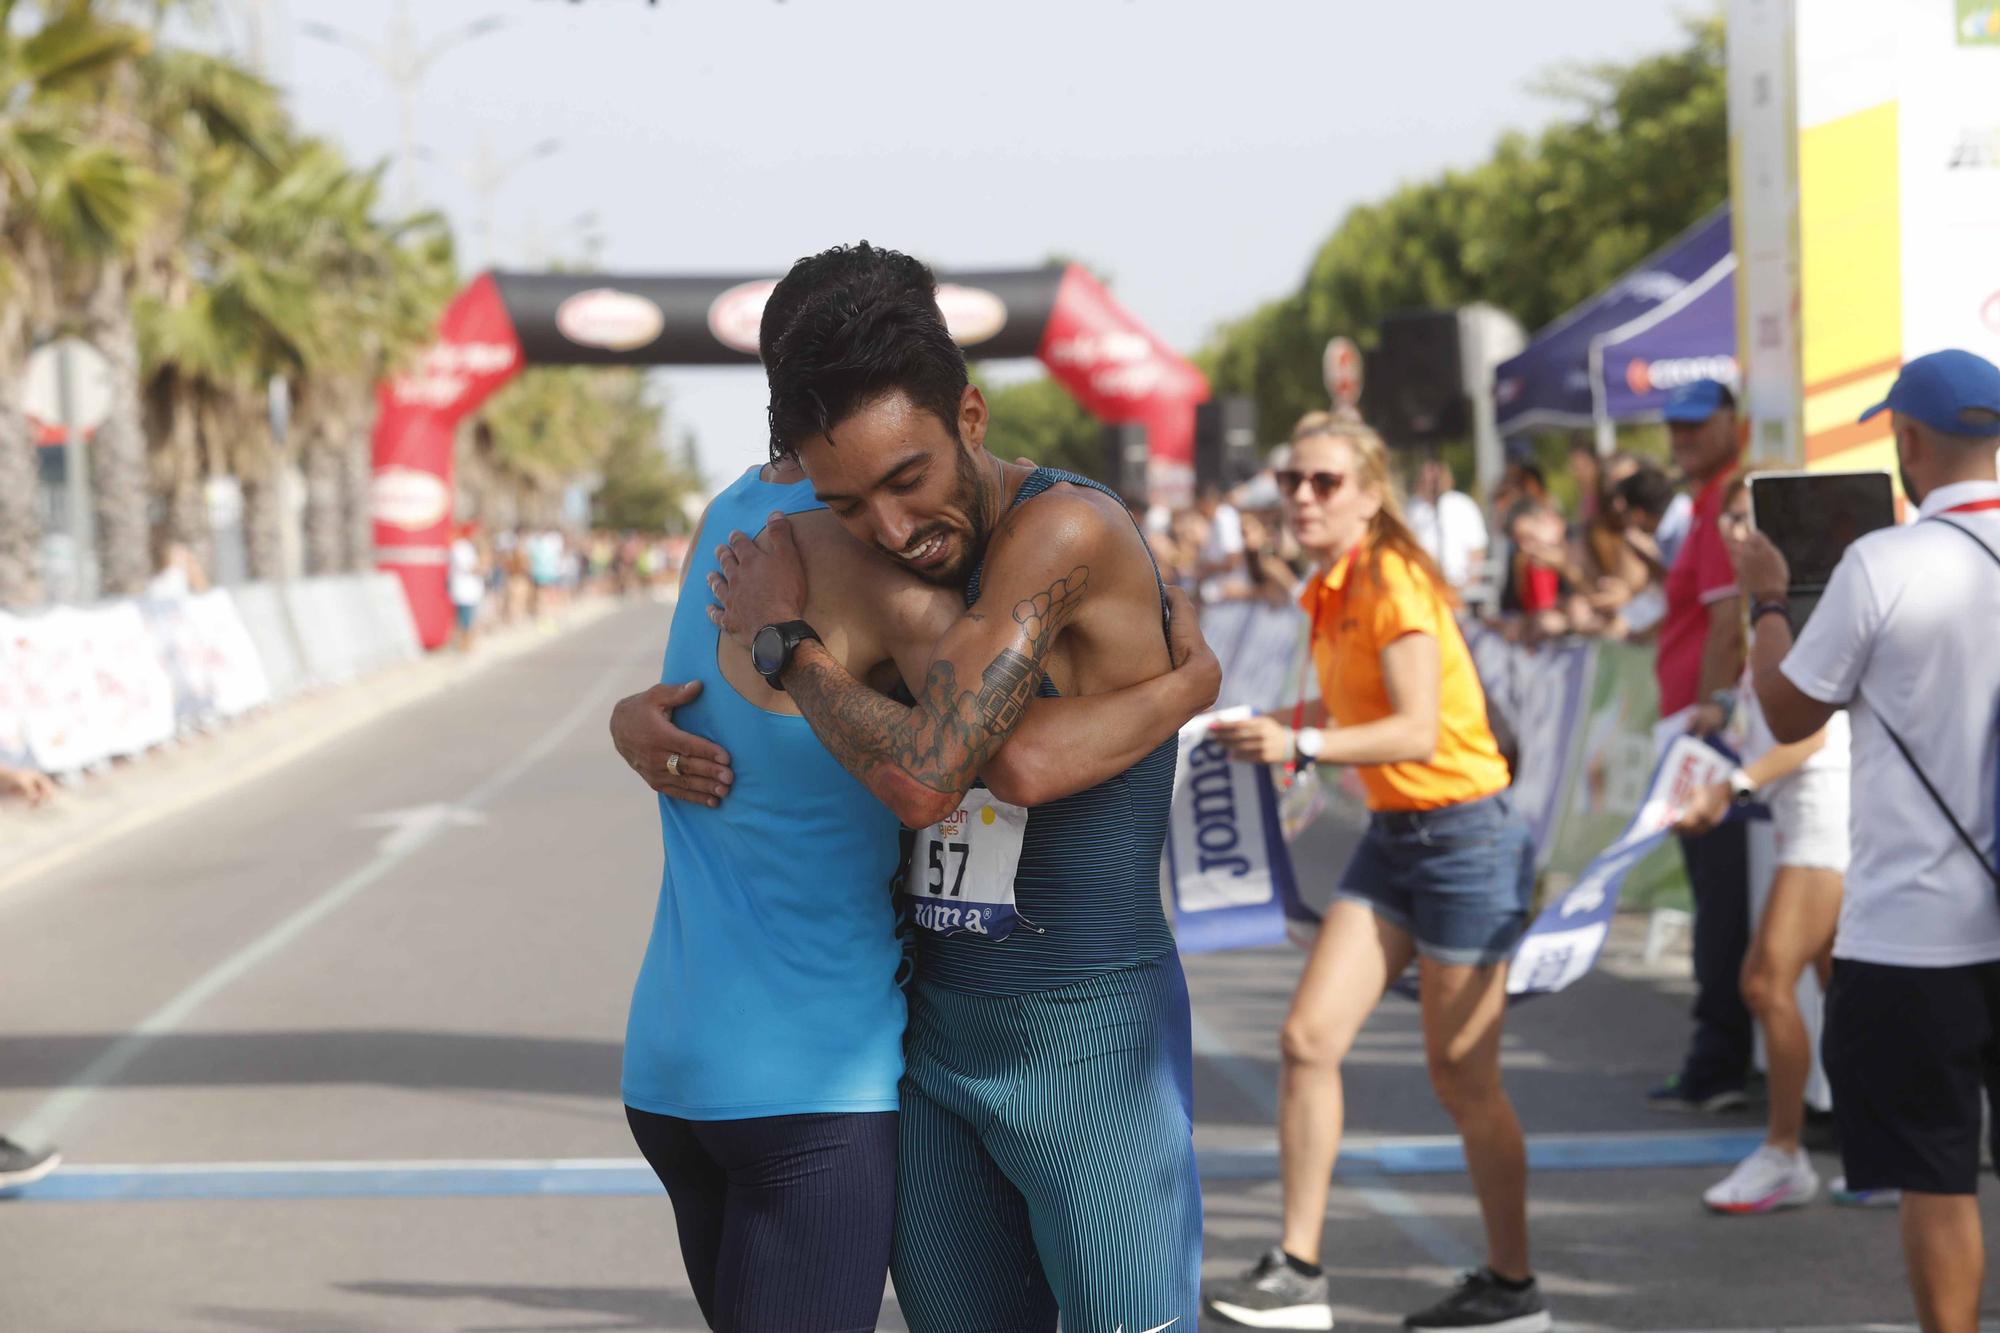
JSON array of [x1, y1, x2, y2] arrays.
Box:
[[1767, 767, 1850, 873]]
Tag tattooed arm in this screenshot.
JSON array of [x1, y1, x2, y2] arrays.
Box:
[[878, 582, 1219, 809], [712, 507, 1104, 828]]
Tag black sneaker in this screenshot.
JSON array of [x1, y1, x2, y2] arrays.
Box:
[[1646, 1073, 1749, 1113], [0, 1136, 60, 1193], [1204, 1247, 1334, 1330], [1404, 1268, 1551, 1332], [1801, 1105, 1841, 1153]]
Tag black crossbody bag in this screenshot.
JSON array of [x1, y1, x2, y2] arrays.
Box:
[[1865, 517, 2000, 891]]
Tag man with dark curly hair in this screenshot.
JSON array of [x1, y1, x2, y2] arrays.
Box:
[[704, 241, 1205, 1333]]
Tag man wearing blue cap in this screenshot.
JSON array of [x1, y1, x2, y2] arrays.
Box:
[[1650, 377, 1756, 1113], [1729, 349, 2000, 1333]]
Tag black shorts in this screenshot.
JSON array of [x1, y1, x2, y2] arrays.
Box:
[[1823, 957, 2000, 1195]]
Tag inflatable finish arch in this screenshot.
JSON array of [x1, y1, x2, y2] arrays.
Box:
[[372, 265, 1209, 648]]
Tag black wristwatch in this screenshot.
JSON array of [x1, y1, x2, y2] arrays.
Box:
[[1750, 599, 1791, 630], [751, 620, 821, 692]]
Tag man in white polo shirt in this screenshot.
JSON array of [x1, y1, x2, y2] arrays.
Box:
[[1730, 349, 2000, 1333], [1408, 456, 1489, 594]]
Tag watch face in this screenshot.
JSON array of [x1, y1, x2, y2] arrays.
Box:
[[751, 624, 784, 677]]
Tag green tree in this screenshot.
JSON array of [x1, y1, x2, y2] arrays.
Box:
[[972, 369, 1104, 482], [133, 46, 295, 580], [472, 366, 690, 530], [0, 0, 153, 606], [587, 373, 699, 533], [1204, 15, 1728, 450], [133, 45, 456, 582]]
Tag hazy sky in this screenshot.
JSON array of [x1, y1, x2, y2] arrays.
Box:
[[237, 0, 1702, 485]]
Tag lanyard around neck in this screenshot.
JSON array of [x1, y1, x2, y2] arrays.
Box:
[[1286, 581, 1332, 788]]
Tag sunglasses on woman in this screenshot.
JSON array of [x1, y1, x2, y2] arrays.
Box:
[[1275, 469, 1346, 499]]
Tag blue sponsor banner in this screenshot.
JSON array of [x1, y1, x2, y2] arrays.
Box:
[[1464, 624, 1593, 864], [1166, 709, 1316, 952]]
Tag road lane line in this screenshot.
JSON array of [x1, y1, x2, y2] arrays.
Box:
[[1188, 1009, 1477, 1271], [14, 639, 651, 1148], [0, 1133, 1787, 1203]]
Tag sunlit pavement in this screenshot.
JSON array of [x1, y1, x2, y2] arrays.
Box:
[[2, 602, 1993, 1332]]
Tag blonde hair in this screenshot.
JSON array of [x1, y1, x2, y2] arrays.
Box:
[[1288, 409, 1451, 596]]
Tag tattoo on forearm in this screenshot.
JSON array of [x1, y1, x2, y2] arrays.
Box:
[[975, 649, 1035, 734], [789, 565, 1090, 800]]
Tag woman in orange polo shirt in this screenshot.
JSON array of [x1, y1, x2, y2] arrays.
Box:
[[1202, 412, 1545, 1333]]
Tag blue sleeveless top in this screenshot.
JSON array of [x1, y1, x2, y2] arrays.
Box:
[[916, 467, 1181, 995], [621, 467, 905, 1119]]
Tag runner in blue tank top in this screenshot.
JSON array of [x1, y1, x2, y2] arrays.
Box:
[[709, 242, 1205, 1333]]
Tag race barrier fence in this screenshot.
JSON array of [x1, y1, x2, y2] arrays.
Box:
[[0, 573, 421, 776], [1169, 602, 1691, 965]]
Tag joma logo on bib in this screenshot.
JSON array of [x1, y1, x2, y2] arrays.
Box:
[[903, 789, 1030, 941]]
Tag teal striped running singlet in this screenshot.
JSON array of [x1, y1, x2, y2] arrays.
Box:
[[910, 467, 1181, 996], [890, 467, 1201, 1333]]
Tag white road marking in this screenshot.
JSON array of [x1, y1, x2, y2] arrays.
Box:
[[1189, 1008, 1477, 1270], [353, 802, 487, 856], [15, 639, 648, 1147]]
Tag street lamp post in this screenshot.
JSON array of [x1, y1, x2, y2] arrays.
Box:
[[416, 135, 563, 272], [301, 0, 509, 210]]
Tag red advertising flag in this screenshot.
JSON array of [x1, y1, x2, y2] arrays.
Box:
[[370, 274, 525, 648], [1037, 266, 1208, 471]]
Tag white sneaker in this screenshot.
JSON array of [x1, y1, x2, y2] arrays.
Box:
[[1703, 1145, 1819, 1214]]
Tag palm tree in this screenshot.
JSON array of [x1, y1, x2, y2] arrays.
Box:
[[131, 46, 288, 577], [0, 0, 152, 608], [477, 367, 618, 522], [278, 156, 455, 575]]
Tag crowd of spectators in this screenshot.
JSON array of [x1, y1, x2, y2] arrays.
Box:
[[446, 526, 689, 649], [1142, 428, 1694, 654]]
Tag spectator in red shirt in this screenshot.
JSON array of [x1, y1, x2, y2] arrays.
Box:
[[1650, 378, 1753, 1112]]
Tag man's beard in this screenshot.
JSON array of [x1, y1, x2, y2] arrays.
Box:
[[909, 445, 996, 588], [1898, 459, 1923, 507]]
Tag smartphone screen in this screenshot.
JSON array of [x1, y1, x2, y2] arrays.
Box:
[[1749, 472, 1897, 589]]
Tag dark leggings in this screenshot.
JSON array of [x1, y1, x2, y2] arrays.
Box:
[[1678, 817, 1753, 1090], [625, 1105, 897, 1333]]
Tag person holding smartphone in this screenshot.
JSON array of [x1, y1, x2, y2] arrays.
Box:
[[1201, 411, 1546, 1333], [1678, 476, 1853, 1214], [1730, 349, 2000, 1333]]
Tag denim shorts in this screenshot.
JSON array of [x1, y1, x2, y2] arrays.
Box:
[[1336, 791, 1536, 966]]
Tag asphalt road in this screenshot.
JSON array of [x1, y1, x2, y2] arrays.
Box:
[[2, 600, 1992, 1332]]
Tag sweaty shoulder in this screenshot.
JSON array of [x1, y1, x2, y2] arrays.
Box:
[[988, 480, 1137, 571]]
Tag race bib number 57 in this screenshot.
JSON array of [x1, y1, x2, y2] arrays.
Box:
[[901, 789, 1029, 940]]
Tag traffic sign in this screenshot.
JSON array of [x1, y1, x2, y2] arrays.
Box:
[[1323, 336, 1362, 409]]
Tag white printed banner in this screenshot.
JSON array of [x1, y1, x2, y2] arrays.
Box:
[[1166, 708, 1314, 952]]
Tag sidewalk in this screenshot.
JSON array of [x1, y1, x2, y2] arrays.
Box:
[[0, 599, 627, 897]]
